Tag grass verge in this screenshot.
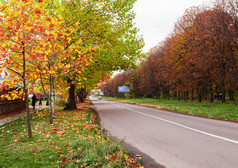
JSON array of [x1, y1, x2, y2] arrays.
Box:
[[103, 97, 238, 122], [0, 101, 144, 168]]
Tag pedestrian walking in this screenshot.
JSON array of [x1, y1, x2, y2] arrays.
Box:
[[32, 94, 38, 111]]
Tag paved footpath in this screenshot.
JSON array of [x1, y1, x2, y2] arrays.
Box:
[[0, 105, 48, 126]]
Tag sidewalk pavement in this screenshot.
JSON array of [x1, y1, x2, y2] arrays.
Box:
[[0, 105, 48, 126]]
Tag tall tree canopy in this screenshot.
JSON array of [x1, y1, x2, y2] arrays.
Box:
[[0, 0, 144, 137]]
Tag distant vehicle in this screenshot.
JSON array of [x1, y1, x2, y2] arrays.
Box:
[[98, 96, 102, 100]]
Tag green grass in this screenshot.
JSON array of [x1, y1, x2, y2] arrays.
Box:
[[104, 97, 238, 122], [0, 103, 143, 168]]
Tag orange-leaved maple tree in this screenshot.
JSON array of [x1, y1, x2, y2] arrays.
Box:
[[0, 0, 63, 137]]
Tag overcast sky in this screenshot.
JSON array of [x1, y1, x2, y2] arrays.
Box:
[[133, 0, 211, 53]]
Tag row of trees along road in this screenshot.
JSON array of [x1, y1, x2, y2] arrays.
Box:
[[100, 0, 238, 103], [0, 0, 144, 138]]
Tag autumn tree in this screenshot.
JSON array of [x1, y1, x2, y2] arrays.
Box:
[[101, 0, 237, 103], [0, 0, 62, 137]]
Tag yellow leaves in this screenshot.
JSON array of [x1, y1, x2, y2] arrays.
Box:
[[65, 64, 71, 69], [67, 37, 72, 42], [45, 30, 51, 35], [45, 49, 52, 55], [49, 70, 56, 75], [1, 43, 6, 48], [2, 89, 22, 101]]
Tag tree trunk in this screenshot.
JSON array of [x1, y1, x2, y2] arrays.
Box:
[[163, 90, 166, 99], [204, 91, 208, 100], [167, 90, 170, 100], [22, 41, 32, 138], [184, 91, 188, 102], [158, 92, 161, 99], [49, 75, 53, 124], [198, 93, 202, 103], [190, 88, 194, 102], [66, 78, 77, 110], [228, 90, 234, 101], [221, 77, 226, 103], [52, 78, 55, 118], [24, 82, 32, 138], [221, 60, 226, 103], [210, 87, 214, 103], [177, 91, 180, 101], [173, 91, 177, 100]]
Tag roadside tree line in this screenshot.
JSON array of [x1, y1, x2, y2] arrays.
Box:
[[100, 0, 238, 103]]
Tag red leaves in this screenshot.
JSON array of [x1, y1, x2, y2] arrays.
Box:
[[46, 17, 51, 22], [49, 142, 56, 145], [91, 49, 96, 53], [82, 123, 92, 129], [0, 6, 6, 11], [108, 154, 117, 161], [35, 9, 41, 15], [49, 23, 54, 29], [55, 146, 61, 150]]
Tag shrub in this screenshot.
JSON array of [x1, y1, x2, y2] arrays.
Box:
[[125, 93, 134, 99], [143, 93, 152, 98]]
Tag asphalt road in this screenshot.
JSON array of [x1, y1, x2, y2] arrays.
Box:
[[90, 97, 238, 168]]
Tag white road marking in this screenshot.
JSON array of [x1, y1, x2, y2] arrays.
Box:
[[112, 103, 238, 145]]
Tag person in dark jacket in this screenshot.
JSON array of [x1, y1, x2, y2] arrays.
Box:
[[32, 94, 38, 111]]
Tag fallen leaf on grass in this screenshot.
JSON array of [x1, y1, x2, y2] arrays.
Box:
[[49, 142, 56, 145], [108, 154, 118, 161], [60, 154, 66, 159], [55, 146, 61, 150]]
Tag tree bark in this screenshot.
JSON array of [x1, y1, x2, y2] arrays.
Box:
[[177, 91, 180, 101], [198, 93, 202, 103], [163, 90, 166, 99], [167, 90, 170, 100], [52, 77, 55, 118], [173, 91, 177, 100], [184, 91, 188, 102], [228, 90, 234, 101], [24, 82, 32, 138], [157, 92, 161, 99], [22, 41, 32, 138], [190, 88, 194, 102], [49, 75, 53, 124], [210, 87, 214, 103]]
